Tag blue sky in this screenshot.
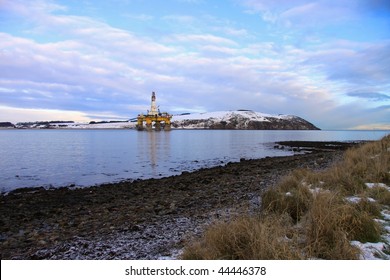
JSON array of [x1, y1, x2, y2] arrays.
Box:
[[0, 0, 389, 129]]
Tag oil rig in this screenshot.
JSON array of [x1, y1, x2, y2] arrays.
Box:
[[137, 92, 172, 131]]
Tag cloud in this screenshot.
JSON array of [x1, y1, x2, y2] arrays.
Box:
[[0, 0, 389, 129], [346, 91, 390, 101], [0, 27, 372, 128], [218, 27, 249, 37], [0, 32, 148, 113], [241, 0, 360, 24], [168, 34, 238, 46], [1, 0, 67, 17], [353, 123, 390, 130], [309, 101, 390, 130], [354, 105, 390, 130], [0, 105, 91, 123], [303, 40, 390, 85], [279, 2, 358, 28]]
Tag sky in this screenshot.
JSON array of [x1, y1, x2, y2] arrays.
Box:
[[0, 0, 389, 129]]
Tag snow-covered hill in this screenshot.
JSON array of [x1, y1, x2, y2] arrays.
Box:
[[55, 122, 135, 129], [171, 110, 320, 130], [11, 110, 319, 130], [14, 121, 135, 129]]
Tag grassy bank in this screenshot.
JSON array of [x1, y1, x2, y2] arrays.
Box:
[[182, 135, 390, 260]]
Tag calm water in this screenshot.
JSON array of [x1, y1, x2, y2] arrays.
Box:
[[0, 129, 389, 193]]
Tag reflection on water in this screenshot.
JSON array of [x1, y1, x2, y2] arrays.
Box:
[[0, 129, 389, 192], [137, 131, 172, 177]]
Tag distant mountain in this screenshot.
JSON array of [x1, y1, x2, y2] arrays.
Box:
[[0, 122, 15, 128], [9, 110, 320, 130], [171, 110, 320, 130]]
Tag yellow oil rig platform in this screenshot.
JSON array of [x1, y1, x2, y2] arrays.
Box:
[[137, 92, 172, 131]]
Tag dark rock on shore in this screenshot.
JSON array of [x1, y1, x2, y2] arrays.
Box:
[[0, 145, 350, 260], [276, 140, 367, 152]]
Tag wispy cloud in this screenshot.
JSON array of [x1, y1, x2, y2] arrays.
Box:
[[304, 41, 390, 84], [347, 91, 390, 101], [168, 33, 238, 46]]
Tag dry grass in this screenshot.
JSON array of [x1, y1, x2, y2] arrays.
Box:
[[321, 137, 390, 195], [261, 176, 313, 223], [367, 186, 390, 206], [181, 135, 390, 260], [304, 192, 346, 258], [305, 192, 380, 259], [181, 214, 304, 260]]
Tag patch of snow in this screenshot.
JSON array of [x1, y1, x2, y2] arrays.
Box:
[[309, 187, 328, 195], [365, 183, 390, 191], [351, 208, 390, 260], [382, 209, 390, 221], [345, 196, 362, 203], [157, 249, 183, 260], [300, 181, 310, 187], [61, 122, 135, 129], [351, 241, 389, 260], [345, 196, 376, 203]]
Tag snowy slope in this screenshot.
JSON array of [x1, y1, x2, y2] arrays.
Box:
[[173, 110, 286, 121], [58, 122, 136, 129], [171, 110, 319, 130], [15, 121, 136, 129]]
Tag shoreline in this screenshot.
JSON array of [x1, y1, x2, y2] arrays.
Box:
[[0, 143, 355, 259], [3, 127, 390, 131], [2, 140, 365, 196]]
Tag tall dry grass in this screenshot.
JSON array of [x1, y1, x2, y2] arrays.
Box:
[[181, 214, 304, 260], [261, 171, 313, 223], [322, 136, 390, 195], [181, 135, 390, 260], [304, 192, 380, 259]]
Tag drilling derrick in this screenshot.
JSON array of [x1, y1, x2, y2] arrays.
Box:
[[149, 92, 159, 115], [137, 92, 172, 131]]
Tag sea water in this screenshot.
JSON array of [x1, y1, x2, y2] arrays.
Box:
[[0, 129, 388, 193]]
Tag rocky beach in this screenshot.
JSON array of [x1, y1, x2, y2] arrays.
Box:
[[0, 142, 358, 260]]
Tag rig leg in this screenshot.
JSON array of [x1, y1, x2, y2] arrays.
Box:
[[136, 123, 144, 131], [164, 123, 171, 131], [145, 118, 153, 131], [155, 121, 161, 131]]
